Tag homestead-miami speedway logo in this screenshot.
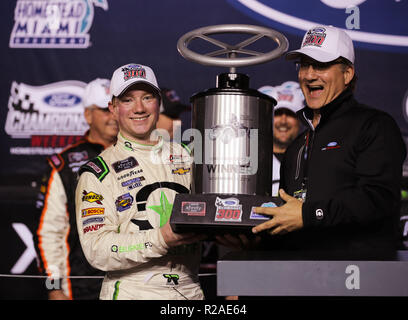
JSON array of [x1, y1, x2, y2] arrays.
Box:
[[9, 0, 108, 48], [227, 0, 408, 51]]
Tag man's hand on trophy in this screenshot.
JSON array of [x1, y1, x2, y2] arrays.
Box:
[[215, 233, 261, 250], [252, 189, 303, 235], [160, 221, 207, 247]]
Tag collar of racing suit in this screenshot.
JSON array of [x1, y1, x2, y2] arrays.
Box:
[[116, 132, 164, 153], [297, 87, 354, 130]]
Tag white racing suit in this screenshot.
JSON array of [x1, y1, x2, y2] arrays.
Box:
[[75, 133, 203, 300]]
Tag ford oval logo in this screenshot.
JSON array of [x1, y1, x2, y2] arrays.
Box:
[[228, 0, 408, 51], [43, 93, 81, 107], [311, 27, 326, 33]]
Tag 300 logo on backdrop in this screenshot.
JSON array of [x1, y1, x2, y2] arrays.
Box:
[[9, 0, 108, 49]]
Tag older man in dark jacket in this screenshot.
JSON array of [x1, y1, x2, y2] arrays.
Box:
[[253, 25, 406, 255]]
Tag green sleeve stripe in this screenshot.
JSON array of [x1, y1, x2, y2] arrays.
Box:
[[181, 142, 192, 155], [78, 156, 110, 182], [97, 156, 109, 181]]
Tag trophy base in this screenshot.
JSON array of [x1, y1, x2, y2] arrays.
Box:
[[170, 193, 283, 235]]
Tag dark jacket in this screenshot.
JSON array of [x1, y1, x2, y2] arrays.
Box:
[[272, 88, 406, 255]]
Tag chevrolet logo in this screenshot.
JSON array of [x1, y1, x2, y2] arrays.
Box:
[[171, 167, 190, 175]]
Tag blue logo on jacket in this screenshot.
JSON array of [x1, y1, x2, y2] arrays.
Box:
[[321, 141, 341, 151]]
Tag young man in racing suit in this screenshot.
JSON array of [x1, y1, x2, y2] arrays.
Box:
[[35, 78, 118, 299], [75, 63, 205, 300]]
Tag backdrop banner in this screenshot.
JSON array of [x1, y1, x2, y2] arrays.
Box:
[[1, 0, 407, 299]]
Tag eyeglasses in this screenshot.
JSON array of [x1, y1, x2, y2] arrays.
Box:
[[294, 59, 343, 72]]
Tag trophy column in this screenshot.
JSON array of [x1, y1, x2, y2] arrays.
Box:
[[170, 24, 288, 234]]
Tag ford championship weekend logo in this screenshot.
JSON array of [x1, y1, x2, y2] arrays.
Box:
[[228, 0, 408, 51], [5, 80, 89, 155], [9, 0, 108, 48]]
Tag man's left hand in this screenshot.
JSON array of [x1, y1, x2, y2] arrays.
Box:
[[252, 189, 304, 235]]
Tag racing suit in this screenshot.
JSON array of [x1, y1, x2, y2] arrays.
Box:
[[35, 135, 105, 299], [75, 133, 203, 300]]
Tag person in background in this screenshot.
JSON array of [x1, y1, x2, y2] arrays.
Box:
[[35, 78, 118, 299], [258, 81, 304, 196], [156, 88, 191, 140], [75, 63, 205, 300], [253, 25, 406, 256]]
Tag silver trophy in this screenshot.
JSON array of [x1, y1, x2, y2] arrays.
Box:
[[170, 25, 288, 234]]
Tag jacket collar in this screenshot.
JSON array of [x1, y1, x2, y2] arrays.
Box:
[[298, 88, 354, 129], [117, 132, 164, 153]]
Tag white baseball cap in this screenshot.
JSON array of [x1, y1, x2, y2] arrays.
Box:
[[83, 78, 111, 109], [286, 25, 354, 64], [259, 81, 304, 114], [110, 63, 160, 99]]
